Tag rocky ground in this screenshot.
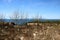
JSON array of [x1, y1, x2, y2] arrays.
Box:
[[0, 22, 60, 40]]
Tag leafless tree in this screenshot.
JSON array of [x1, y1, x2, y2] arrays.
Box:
[[0, 13, 5, 22], [32, 13, 40, 22], [10, 10, 20, 24]]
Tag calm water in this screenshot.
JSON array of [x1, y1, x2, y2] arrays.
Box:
[[0, 19, 60, 25]]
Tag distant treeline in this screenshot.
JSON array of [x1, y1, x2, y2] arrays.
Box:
[[28, 19, 60, 23]]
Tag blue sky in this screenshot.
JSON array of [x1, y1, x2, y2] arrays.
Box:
[[0, 0, 60, 19]]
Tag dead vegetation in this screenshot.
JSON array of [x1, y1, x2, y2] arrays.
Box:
[[0, 22, 60, 40]]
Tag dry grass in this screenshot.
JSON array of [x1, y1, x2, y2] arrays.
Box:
[[0, 23, 60, 40]]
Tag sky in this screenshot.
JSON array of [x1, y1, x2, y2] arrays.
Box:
[[0, 0, 60, 19]]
